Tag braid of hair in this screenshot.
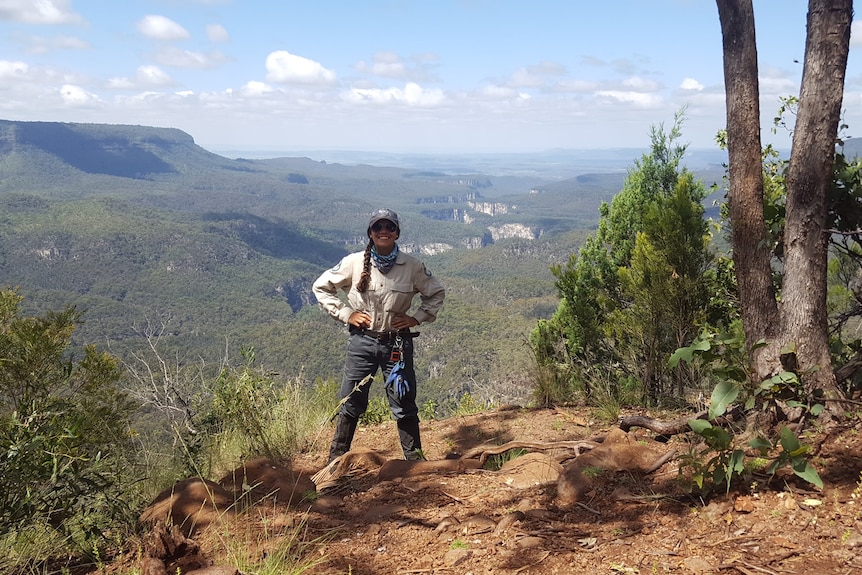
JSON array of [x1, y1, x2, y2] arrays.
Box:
[[356, 239, 374, 293]]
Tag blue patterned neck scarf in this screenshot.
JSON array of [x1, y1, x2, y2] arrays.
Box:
[[371, 244, 399, 274]]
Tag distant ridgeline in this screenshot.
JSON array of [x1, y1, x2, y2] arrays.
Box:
[[0, 119, 619, 250], [0, 119, 251, 180]]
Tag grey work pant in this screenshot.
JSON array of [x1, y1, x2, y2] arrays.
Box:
[[337, 332, 418, 421]]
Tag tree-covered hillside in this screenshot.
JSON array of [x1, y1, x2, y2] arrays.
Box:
[[0, 119, 632, 408]]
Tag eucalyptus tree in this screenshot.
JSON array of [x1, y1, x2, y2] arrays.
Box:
[[716, 0, 852, 416]]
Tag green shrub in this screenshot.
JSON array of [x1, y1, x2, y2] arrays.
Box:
[[359, 396, 392, 425], [483, 448, 527, 471], [452, 392, 488, 417], [0, 289, 139, 569], [210, 347, 338, 468]]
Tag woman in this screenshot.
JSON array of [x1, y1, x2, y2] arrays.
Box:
[[313, 208, 445, 462]]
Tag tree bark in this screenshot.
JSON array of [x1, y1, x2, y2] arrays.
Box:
[[716, 0, 779, 378], [781, 0, 852, 414], [717, 0, 852, 416]]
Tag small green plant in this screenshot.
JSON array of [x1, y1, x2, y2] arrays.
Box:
[[671, 327, 824, 492], [211, 348, 342, 467], [359, 396, 391, 425], [483, 448, 527, 471], [686, 419, 744, 492], [449, 539, 468, 550], [420, 399, 438, 420], [452, 392, 487, 417], [581, 466, 606, 479], [593, 392, 622, 423], [222, 513, 325, 575], [852, 471, 862, 500]]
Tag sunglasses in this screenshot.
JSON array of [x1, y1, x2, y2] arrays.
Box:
[[371, 221, 398, 233]]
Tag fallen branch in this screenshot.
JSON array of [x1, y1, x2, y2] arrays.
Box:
[[644, 448, 677, 474], [512, 550, 551, 574], [717, 561, 779, 575], [461, 439, 602, 466], [618, 409, 709, 434], [619, 406, 744, 436]]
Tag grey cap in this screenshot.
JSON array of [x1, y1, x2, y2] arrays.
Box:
[[367, 208, 400, 234]]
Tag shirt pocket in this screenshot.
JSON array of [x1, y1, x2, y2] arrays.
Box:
[[347, 283, 375, 313], [385, 281, 415, 314]]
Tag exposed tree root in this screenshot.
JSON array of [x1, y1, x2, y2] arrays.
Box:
[[460, 439, 603, 466], [619, 406, 745, 436], [618, 409, 709, 435]]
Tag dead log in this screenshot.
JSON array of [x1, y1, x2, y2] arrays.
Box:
[[619, 406, 743, 436]]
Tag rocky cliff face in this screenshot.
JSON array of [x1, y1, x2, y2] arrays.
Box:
[[468, 201, 509, 216], [419, 208, 469, 222], [488, 223, 538, 241], [274, 278, 317, 312]]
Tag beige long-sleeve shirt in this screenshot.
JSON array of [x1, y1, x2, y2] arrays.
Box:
[[312, 250, 445, 331]]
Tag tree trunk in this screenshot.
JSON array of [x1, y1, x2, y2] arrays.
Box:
[[781, 0, 852, 413], [716, 0, 779, 376], [717, 0, 852, 417]]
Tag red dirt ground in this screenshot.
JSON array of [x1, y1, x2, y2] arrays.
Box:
[[124, 405, 862, 575]]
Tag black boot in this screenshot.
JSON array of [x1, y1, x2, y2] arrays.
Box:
[[397, 416, 424, 460], [328, 414, 358, 463]]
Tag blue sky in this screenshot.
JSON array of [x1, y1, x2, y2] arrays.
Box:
[[1, 0, 860, 155]]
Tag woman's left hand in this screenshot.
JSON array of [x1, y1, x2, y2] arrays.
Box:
[[392, 313, 419, 330]]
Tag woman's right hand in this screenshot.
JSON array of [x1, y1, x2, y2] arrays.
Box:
[[348, 311, 372, 328]]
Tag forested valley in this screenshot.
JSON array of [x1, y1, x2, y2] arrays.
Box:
[[2, 119, 721, 413]]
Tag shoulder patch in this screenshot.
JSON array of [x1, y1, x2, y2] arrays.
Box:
[[424, 265, 433, 277], [330, 261, 342, 272]]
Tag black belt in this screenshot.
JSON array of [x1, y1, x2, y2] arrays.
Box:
[[349, 327, 419, 340]]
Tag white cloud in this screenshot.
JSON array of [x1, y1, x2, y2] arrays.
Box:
[[554, 78, 600, 93], [852, 21, 862, 46], [265, 50, 336, 85], [680, 78, 704, 91], [59, 84, 99, 106], [106, 76, 134, 89], [240, 81, 273, 97], [23, 34, 89, 54], [206, 23, 230, 43], [0, 0, 83, 24], [478, 84, 519, 100], [107, 65, 173, 89], [0, 59, 29, 80], [356, 51, 405, 78], [136, 65, 172, 86], [153, 47, 227, 69], [509, 68, 545, 89], [344, 82, 445, 106], [137, 15, 191, 41], [509, 62, 566, 89], [623, 76, 660, 91], [758, 66, 797, 96], [354, 51, 438, 82], [595, 90, 663, 108]]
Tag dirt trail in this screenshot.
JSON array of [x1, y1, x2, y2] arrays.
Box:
[[132, 406, 862, 575]]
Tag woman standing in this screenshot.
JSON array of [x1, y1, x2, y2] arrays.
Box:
[[313, 208, 445, 462]]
